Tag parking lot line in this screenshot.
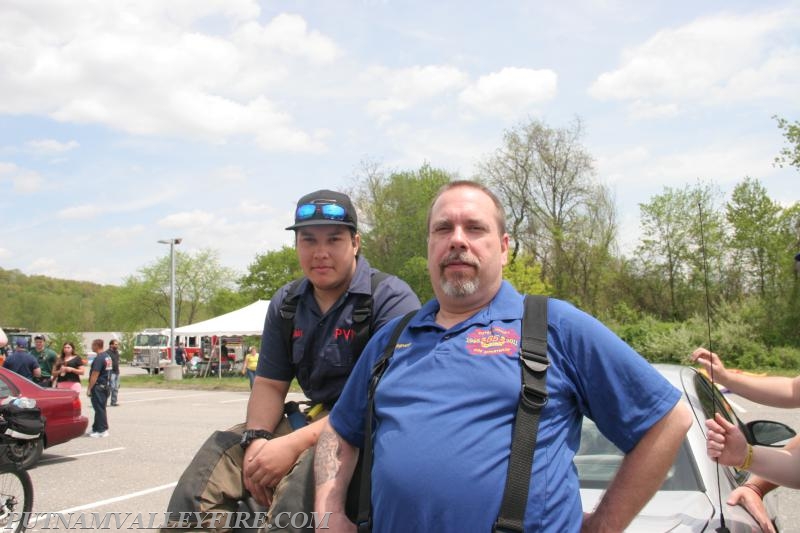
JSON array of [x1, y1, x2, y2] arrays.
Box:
[[56, 482, 178, 514], [39, 447, 126, 464], [114, 392, 211, 404]]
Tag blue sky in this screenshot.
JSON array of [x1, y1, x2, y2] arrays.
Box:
[[1, 0, 798, 286]]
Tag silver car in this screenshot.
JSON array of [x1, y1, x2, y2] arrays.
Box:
[[577, 364, 795, 532]]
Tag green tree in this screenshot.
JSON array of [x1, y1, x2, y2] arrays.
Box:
[[635, 183, 723, 321], [238, 246, 302, 302], [350, 161, 452, 299], [774, 115, 800, 170], [726, 178, 784, 298], [122, 248, 236, 327], [479, 117, 616, 309], [503, 254, 548, 296]]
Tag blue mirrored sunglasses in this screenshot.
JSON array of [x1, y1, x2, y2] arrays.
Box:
[[296, 203, 347, 221]]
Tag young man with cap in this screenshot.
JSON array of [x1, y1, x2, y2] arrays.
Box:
[[30, 334, 58, 386], [3, 338, 42, 381], [162, 189, 420, 532]]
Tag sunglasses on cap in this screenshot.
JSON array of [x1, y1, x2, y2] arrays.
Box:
[[295, 203, 347, 221]]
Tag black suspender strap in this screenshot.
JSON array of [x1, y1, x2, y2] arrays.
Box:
[[351, 271, 389, 360], [356, 310, 416, 533], [493, 294, 550, 533]]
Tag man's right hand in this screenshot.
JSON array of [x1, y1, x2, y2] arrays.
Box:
[[242, 435, 301, 506], [728, 485, 776, 533]]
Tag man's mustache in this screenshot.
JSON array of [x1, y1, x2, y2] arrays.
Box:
[[440, 252, 479, 269]]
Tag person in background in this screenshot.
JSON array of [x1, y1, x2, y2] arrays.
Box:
[[108, 339, 121, 406], [692, 346, 800, 533], [175, 341, 186, 372], [87, 338, 112, 438], [30, 334, 57, 386], [242, 346, 259, 389], [0, 327, 7, 365], [54, 341, 85, 394], [3, 338, 42, 382]]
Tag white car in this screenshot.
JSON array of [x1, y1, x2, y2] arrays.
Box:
[[578, 364, 795, 532]]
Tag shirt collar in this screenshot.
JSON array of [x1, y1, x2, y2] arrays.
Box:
[[412, 280, 523, 329]]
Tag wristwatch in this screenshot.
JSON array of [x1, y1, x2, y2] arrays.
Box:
[[240, 429, 274, 450]]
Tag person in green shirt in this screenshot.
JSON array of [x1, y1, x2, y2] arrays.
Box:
[[30, 334, 58, 387]]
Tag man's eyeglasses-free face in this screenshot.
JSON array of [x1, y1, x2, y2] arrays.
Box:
[[295, 203, 347, 221]]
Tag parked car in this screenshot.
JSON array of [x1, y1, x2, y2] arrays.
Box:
[[0, 367, 89, 468], [578, 364, 794, 532]]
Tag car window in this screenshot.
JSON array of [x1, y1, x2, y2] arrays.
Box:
[[576, 419, 702, 491], [689, 369, 750, 483], [0, 375, 14, 398], [693, 372, 737, 425]]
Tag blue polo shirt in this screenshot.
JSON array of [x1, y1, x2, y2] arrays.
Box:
[[330, 281, 681, 532], [257, 256, 420, 405]]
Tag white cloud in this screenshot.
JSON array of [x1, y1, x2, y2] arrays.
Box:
[[363, 65, 469, 121], [26, 139, 80, 154], [0, 247, 9, 259], [57, 204, 97, 220], [0, 3, 336, 152], [459, 67, 558, 119], [233, 13, 340, 64], [103, 225, 145, 241], [0, 162, 44, 192], [589, 9, 800, 114], [159, 210, 217, 228], [596, 136, 783, 192]]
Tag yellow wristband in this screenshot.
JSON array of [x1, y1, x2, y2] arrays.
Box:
[[738, 444, 754, 470]]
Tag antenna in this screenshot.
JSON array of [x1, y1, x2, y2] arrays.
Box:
[[698, 200, 730, 533]]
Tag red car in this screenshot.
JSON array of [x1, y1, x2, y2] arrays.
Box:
[[0, 367, 89, 468]]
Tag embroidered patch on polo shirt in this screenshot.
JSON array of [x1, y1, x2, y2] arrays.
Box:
[[465, 326, 520, 356]]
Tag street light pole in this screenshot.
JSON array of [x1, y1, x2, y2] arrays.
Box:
[[158, 238, 182, 370]]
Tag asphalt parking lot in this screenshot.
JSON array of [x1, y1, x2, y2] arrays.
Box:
[[21, 379, 800, 533]]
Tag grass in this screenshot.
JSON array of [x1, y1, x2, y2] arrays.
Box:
[[120, 373, 302, 392]]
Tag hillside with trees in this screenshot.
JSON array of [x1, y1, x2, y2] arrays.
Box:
[[3, 116, 798, 371]]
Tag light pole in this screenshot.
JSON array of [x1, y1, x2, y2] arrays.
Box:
[[158, 238, 182, 371]]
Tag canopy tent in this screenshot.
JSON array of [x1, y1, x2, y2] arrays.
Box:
[[174, 300, 269, 336], [174, 300, 269, 378]]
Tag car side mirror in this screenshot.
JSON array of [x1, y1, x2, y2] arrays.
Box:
[[747, 420, 797, 447]]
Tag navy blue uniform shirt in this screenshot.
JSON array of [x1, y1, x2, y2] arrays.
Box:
[[257, 256, 420, 405]]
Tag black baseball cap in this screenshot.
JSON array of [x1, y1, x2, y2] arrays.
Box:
[[285, 189, 358, 231]]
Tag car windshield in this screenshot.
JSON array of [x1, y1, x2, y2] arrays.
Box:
[[576, 419, 702, 492], [134, 335, 168, 347]]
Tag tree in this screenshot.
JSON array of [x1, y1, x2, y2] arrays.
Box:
[[726, 178, 784, 298], [774, 115, 800, 171], [479, 117, 616, 309], [635, 183, 723, 321], [350, 162, 453, 299], [238, 246, 302, 302], [122, 248, 236, 327]]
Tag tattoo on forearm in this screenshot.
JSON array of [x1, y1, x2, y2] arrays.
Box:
[[315, 430, 341, 486]]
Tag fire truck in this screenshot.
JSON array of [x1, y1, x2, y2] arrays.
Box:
[[131, 328, 200, 374]]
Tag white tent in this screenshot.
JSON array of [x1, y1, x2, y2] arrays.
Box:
[[174, 299, 269, 378], [174, 300, 269, 336]]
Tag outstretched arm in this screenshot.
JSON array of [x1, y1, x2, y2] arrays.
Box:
[[707, 413, 800, 490], [692, 348, 800, 408], [583, 401, 692, 532], [314, 419, 358, 533]]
